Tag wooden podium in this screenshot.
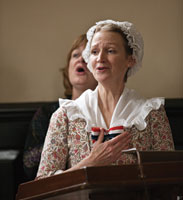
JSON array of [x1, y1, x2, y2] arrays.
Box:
[[16, 151, 183, 200]]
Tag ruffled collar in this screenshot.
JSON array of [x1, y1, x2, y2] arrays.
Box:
[[59, 87, 164, 132]]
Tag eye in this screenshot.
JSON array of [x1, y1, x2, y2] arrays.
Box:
[[72, 53, 79, 58], [108, 49, 116, 54], [91, 49, 98, 55], [72, 49, 81, 58]]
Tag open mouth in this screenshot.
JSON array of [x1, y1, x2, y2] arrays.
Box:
[[76, 66, 85, 73]]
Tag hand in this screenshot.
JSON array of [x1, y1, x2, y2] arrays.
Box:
[[88, 128, 131, 166]]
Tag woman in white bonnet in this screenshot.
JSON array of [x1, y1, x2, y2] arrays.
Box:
[[36, 20, 174, 179]]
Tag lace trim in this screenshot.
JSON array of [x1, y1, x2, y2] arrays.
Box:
[[82, 19, 144, 77]]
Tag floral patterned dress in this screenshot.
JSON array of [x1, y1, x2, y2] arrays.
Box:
[[36, 88, 174, 179]]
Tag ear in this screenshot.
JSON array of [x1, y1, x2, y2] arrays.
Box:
[[127, 55, 136, 68]]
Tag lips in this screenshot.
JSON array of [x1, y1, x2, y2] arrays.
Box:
[[75, 66, 87, 75], [77, 67, 85, 72], [97, 67, 106, 70], [96, 66, 109, 71]]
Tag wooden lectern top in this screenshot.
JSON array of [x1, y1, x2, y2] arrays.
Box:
[[16, 151, 183, 200]]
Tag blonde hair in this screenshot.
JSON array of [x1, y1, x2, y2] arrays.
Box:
[[95, 23, 133, 56]]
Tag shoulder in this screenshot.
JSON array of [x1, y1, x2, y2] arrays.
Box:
[[58, 89, 98, 123], [122, 88, 165, 130], [51, 106, 68, 121], [142, 98, 167, 124], [147, 104, 168, 122]]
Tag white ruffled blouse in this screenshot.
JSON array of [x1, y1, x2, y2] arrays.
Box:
[[36, 87, 175, 179], [59, 87, 164, 132]]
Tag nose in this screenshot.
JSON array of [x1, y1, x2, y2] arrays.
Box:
[[97, 50, 105, 62], [78, 55, 86, 63]]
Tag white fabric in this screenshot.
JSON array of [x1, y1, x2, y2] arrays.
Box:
[[82, 19, 144, 77], [54, 170, 64, 175], [59, 87, 164, 131]]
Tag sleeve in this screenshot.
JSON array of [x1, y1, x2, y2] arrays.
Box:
[[36, 107, 69, 179], [149, 105, 175, 150]]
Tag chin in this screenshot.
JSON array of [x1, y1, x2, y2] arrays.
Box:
[[95, 75, 109, 83], [76, 79, 88, 86]]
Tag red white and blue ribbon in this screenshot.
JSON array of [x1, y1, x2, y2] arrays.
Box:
[[91, 126, 124, 143]]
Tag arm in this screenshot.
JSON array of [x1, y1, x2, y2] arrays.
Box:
[[36, 107, 69, 179], [37, 125, 131, 178], [149, 105, 175, 150]]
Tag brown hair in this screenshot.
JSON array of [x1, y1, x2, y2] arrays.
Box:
[[95, 24, 133, 82], [61, 34, 87, 98]]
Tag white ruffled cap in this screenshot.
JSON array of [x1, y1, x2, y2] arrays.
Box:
[[82, 19, 144, 77]]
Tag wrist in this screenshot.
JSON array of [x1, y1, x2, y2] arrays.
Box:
[[81, 154, 94, 168]]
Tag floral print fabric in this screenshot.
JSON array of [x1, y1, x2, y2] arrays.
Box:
[[36, 105, 174, 179]]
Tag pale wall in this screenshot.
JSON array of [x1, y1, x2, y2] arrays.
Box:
[[0, 0, 182, 102]]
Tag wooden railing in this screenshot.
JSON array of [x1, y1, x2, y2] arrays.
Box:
[[16, 151, 183, 200]]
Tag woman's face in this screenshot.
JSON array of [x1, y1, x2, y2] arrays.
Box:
[[89, 31, 133, 85], [68, 44, 97, 90]]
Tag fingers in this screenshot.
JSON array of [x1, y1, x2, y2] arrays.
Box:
[[96, 128, 104, 144], [90, 129, 133, 165], [108, 134, 131, 162], [107, 131, 131, 154], [109, 131, 131, 146], [115, 133, 131, 149]]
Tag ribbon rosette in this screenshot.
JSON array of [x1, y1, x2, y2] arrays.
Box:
[[91, 126, 124, 143]]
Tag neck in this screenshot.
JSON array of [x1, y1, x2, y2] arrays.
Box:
[[98, 83, 125, 107], [72, 87, 86, 100], [98, 83, 125, 128]]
